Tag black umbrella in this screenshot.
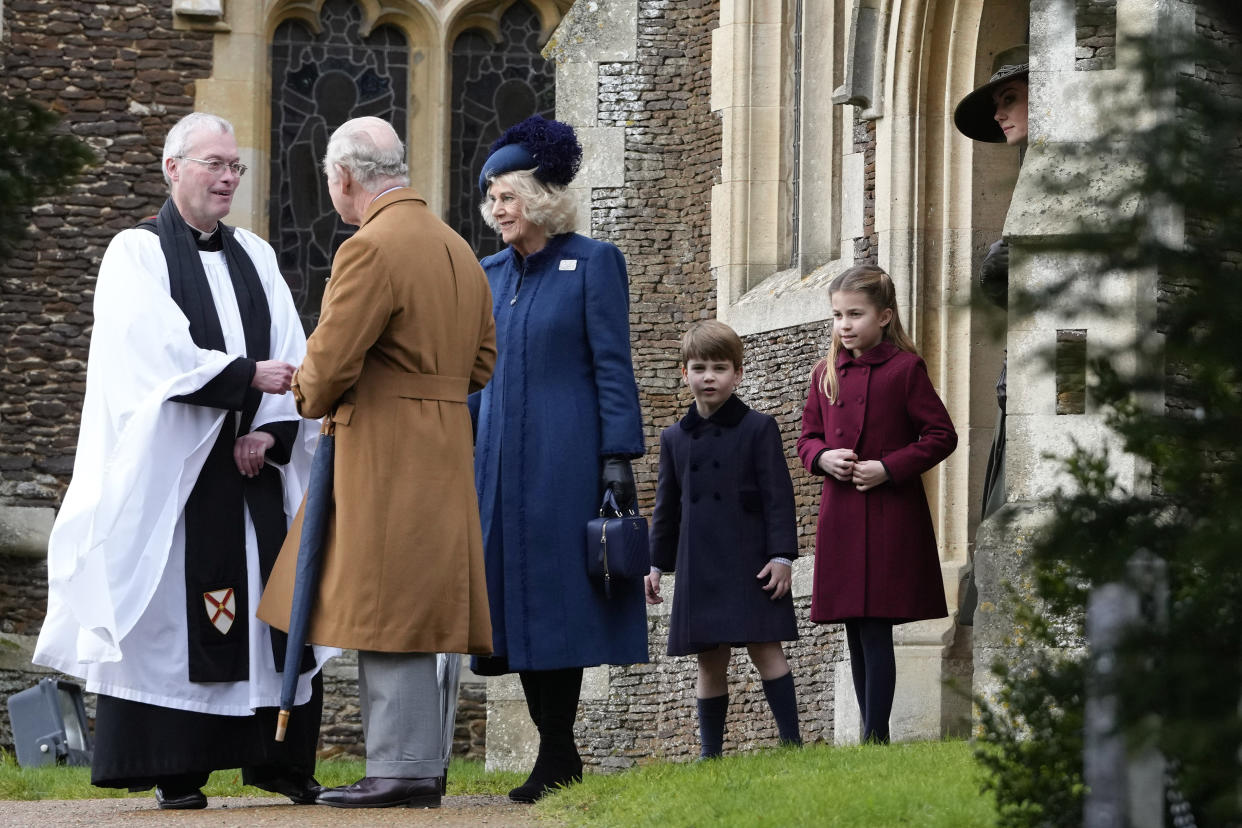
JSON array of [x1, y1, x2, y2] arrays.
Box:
[[275, 424, 334, 741]]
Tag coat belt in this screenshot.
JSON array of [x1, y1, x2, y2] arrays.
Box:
[[368, 363, 470, 402]]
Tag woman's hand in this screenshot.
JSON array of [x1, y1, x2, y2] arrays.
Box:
[[818, 448, 858, 482], [851, 460, 889, 492], [234, 431, 276, 478], [602, 456, 637, 509], [757, 560, 792, 600], [644, 569, 663, 605]]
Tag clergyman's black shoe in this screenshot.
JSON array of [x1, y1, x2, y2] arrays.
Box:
[[315, 776, 441, 809], [249, 774, 324, 805], [154, 786, 207, 810]]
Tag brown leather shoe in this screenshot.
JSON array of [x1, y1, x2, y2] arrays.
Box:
[[315, 776, 441, 809], [154, 786, 207, 810]]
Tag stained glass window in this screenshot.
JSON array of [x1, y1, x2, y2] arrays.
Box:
[[450, 1, 556, 258], [270, 0, 408, 331]]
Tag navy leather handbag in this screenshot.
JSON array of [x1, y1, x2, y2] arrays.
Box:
[[586, 489, 649, 597]]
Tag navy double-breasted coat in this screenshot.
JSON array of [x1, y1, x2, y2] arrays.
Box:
[[470, 232, 647, 673], [649, 395, 799, 656], [797, 341, 956, 624]]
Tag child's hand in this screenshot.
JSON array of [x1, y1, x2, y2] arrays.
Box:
[[644, 569, 664, 605], [818, 448, 858, 481], [852, 459, 889, 491], [757, 560, 792, 600]]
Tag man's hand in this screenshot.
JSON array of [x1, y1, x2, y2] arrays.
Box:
[[851, 460, 890, 492], [234, 431, 276, 478], [252, 360, 295, 394]]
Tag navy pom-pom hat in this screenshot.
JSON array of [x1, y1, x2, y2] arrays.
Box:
[[477, 115, 583, 193]]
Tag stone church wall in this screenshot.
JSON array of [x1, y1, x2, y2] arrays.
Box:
[[557, 0, 871, 766], [0, 0, 215, 757]]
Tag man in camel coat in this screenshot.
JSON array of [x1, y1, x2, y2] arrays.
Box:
[[258, 116, 496, 809]]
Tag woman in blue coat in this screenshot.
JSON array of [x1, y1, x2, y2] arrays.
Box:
[[470, 116, 647, 803]]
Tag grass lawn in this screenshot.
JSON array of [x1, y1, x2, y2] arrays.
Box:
[[1, 740, 995, 826], [536, 740, 996, 828]]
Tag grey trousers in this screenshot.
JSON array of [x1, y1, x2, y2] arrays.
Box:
[[357, 650, 442, 779]]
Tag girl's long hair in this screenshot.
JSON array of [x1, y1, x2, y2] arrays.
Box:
[[814, 265, 918, 402]]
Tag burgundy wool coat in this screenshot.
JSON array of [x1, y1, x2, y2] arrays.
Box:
[[796, 341, 957, 624]]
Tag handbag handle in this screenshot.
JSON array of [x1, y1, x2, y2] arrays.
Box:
[[598, 488, 639, 518]]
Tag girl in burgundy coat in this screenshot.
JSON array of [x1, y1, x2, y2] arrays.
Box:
[[797, 265, 957, 743]]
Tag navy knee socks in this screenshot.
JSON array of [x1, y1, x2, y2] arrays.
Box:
[[761, 671, 802, 746], [696, 694, 728, 758]]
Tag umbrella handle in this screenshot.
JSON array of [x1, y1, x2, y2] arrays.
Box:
[[275, 709, 290, 742]]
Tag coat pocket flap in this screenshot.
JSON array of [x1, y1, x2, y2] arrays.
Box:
[[331, 402, 355, 425]]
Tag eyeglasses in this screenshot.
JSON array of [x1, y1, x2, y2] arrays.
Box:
[[178, 156, 248, 177]]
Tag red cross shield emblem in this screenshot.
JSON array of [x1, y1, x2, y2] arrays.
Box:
[[203, 588, 236, 635]]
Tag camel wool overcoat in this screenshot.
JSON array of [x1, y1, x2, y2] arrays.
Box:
[[257, 188, 497, 654], [796, 341, 956, 625]]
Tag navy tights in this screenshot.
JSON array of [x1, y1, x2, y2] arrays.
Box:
[[844, 618, 895, 743]]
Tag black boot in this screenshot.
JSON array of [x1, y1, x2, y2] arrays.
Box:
[[761, 671, 803, 746], [508, 671, 548, 802], [508, 668, 583, 803], [696, 694, 728, 759]]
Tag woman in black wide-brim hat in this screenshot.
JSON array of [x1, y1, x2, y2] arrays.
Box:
[[953, 46, 1028, 624], [469, 115, 648, 803]]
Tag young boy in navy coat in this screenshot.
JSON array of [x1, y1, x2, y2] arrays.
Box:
[[645, 320, 802, 757]]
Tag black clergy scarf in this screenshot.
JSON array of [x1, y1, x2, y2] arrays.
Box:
[[138, 199, 305, 683]]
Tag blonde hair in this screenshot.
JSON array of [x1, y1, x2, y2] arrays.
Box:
[[479, 169, 577, 236], [815, 265, 918, 402], [681, 319, 743, 370]]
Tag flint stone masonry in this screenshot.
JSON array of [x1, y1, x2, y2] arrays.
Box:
[[0, 1, 213, 512], [1076, 0, 1118, 71], [592, 0, 722, 508]]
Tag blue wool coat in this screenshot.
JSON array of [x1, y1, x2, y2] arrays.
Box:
[[470, 233, 647, 673], [797, 341, 956, 624], [649, 395, 799, 656]]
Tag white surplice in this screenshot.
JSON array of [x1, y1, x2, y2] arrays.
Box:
[[34, 226, 337, 716]]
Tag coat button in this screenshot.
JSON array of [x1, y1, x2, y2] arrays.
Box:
[[690, 494, 699, 504], [713, 460, 720, 469], [836, 400, 843, 407], [835, 428, 844, 436], [692, 432, 702, 440], [840, 369, 847, 377], [691, 463, 699, 472], [857, 396, 864, 404], [713, 492, 721, 500]]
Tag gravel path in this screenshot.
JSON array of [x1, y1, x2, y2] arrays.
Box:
[[0, 794, 549, 827]]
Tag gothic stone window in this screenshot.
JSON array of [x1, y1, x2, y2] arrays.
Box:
[[449, 0, 556, 258], [270, 0, 409, 331]]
